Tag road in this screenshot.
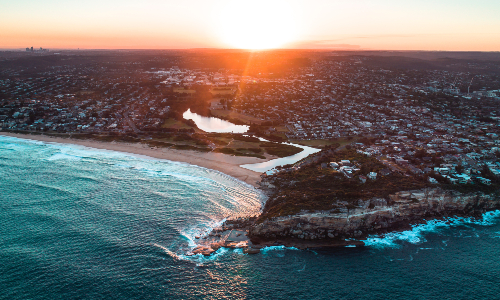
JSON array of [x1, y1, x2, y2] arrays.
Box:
[[123, 112, 140, 133]]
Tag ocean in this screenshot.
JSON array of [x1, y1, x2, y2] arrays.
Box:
[[1, 135, 499, 300]]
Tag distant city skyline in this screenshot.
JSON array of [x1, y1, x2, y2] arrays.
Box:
[[1, 0, 500, 50]]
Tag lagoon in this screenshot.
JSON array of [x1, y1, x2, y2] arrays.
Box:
[[183, 109, 249, 133], [183, 110, 321, 172]]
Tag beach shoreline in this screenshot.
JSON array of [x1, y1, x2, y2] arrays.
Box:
[[0, 132, 267, 188]]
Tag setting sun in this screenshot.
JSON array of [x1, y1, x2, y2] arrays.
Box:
[[214, 0, 299, 50]]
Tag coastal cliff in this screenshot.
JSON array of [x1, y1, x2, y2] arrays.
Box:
[[199, 147, 500, 252], [245, 147, 500, 247], [248, 188, 500, 243]]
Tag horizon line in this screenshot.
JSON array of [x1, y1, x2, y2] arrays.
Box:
[[1, 48, 500, 53]]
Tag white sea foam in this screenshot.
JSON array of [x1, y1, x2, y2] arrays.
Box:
[[233, 248, 245, 255], [179, 217, 227, 249], [1, 135, 265, 199], [178, 247, 231, 264], [155, 242, 230, 264], [152, 243, 181, 260], [47, 153, 83, 161], [260, 245, 299, 254], [1, 135, 265, 264], [362, 210, 500, 249], [175, 243, 301, 262]]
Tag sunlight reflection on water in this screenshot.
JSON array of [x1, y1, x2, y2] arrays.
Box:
[[182, 110, 320, 171], [183, 109, 249, 133]]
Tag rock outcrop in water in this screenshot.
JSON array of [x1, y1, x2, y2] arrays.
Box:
[[248, 188, 500, 243]]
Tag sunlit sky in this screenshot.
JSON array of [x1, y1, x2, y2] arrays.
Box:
[[1, 0, 499, 50]]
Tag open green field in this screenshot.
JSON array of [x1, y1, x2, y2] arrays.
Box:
[[274, 126, 290, 133], [210, 109, 263, 125], [205, 134, 302, 158], [209, 87, 237, 95], [2, 128, 302, 160], [161, 118, 194, 130], [173, 87, 196, 94], [290, 138, 358, 149]]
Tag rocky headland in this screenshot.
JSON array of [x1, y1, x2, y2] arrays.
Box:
[[194, 147, 500, 255], [248, 188, 500, 244], [192, 187, 500, 255]]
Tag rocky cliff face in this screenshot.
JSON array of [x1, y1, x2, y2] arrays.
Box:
[[249, 188, 500, 241]]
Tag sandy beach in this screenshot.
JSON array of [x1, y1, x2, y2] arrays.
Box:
[[0, 132, 268, 187]]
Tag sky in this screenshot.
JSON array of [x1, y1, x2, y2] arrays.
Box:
[[1, 0, 500, 51]]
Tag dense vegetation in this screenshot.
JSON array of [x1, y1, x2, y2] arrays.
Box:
[[259, 149, 429, 221]]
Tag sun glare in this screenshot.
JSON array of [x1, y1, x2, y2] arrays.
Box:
[[214, 0, 299, 50]]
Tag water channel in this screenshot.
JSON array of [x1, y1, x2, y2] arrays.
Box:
[[240, 142, 320, 173], [183, 109, 320, 172]]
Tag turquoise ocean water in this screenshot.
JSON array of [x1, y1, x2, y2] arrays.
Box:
[[1, 135, 500, 300]]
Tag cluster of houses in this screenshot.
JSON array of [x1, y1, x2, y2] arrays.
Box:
[[353, 140, 500, 186], [1, 54, 499, 190], [328, 159, 378, 184], [230, 59, 500, 142], [430, 165, 494, 185], [0, 65, 177, 133]]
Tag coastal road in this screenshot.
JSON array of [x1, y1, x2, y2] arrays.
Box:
[[123, 112, 140, 133]]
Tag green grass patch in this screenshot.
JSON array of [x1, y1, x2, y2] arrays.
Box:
[[259, 142, 303, 157], [210, 109, 263, 125], [162, 118, 194, 130]]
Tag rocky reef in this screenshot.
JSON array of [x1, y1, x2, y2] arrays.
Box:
[[189, 217, 264, 256], [248, 188, 500, 244]]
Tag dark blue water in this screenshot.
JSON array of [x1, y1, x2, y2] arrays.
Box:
[[1, 136, 500, 300]]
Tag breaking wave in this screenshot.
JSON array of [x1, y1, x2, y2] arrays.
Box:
[[362, 210, 500, 249]]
